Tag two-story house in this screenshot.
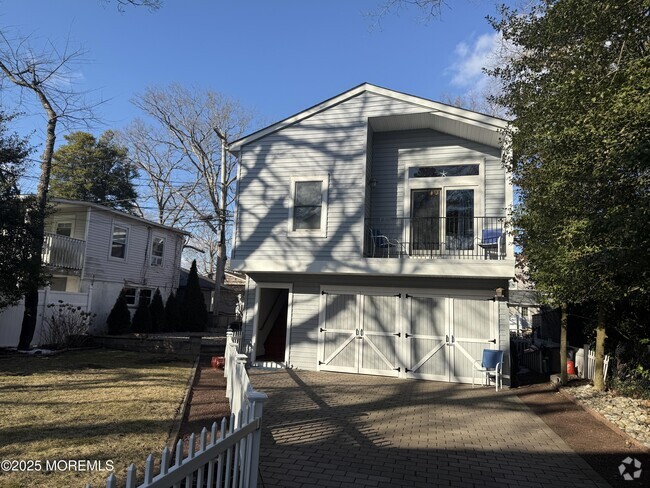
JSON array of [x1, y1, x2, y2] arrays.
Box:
[[43, 198, 189, 331], [229, 83, 514, 385]]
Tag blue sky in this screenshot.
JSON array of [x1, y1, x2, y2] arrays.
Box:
[[1, 0, 509, 190]]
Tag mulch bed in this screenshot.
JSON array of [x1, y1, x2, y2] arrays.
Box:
[[179, 363, 649, 487], [516, 382, 649, 487]]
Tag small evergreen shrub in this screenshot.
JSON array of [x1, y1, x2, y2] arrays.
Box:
[[132, 296, 153, 333], [164, 291, 181, 332], [106, 291, 131, 335], [149, 288, 166, 333], [180, 260, 208, 332]]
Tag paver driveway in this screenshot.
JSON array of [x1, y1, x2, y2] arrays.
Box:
[[250, 369, 610, 488]]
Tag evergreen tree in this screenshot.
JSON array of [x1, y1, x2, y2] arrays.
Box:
[[132, 296, 153, 333], [0, 112, 42, 310], [180, 260, 208, 332], [50, 130, 138, 212], [164, 291, 181, 332], [489, 0, 650, 389], [149, 288, 166, 333], [106, 291, 131, 334]]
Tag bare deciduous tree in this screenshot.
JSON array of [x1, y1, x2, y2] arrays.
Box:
[[131, 84, 252, 327], [120, 119, 191, 227], [0, 29, 97, 349]]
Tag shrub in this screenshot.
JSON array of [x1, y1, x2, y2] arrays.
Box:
[[180, 260, 207, 332], [149, 288, 166, 333], [131, 296, 152, 333], [106, 291, 131, 335], [42, 301, 95, 348], [164, 291, 181, 332]]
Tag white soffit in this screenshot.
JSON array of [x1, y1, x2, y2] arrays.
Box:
[[368, 112, 503, 148]]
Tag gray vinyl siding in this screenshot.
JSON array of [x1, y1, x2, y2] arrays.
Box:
[[235, 91, 427, 261], [81, 207, 183, 290], [369, 130, 504, 223]]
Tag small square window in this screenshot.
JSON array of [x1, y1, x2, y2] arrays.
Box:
[[151, 237, 164, 266], [123, 287, 137, 306], [139, 289, 152, 306], [55, 222, 73, 237], [111, 225, 128, 259]]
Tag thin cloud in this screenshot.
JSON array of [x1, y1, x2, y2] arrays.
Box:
[[447, 32, 503, 90]]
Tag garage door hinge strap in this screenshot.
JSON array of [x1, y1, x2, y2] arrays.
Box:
[[393, 332, 401, 337], [393, 367, 401, 372], [405, 368, 411, 373], [320, 328, 326, 332], [405, 333, 411, 338], [405, 294, 412, 298], [395, 293, 401, 298], [318, 361, 325, 365], [321, 291, 328, 295]]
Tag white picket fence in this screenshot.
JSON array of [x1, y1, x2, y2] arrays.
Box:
[[0, 286, 92, 347], [577, 347, 610, 382], [88, 330, 267, 488]]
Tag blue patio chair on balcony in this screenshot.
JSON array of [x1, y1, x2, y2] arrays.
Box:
[[478, 228, 505, 259], [370, 228, 401, 258], [473, 349, 504, 391]]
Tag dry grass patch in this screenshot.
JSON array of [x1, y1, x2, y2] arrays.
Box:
[[0, 349, 194, 488]]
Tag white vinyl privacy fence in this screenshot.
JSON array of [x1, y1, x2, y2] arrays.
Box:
[[0, 286, 92, 347], [89, 330, 267, 488]]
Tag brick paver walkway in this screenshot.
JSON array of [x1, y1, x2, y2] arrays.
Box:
[[250, 369, 610, 488]]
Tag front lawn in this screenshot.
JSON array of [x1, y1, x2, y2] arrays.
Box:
[[0, 349, 194, 488]]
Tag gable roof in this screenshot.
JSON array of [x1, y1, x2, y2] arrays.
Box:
[[229, 82, 509, 153], [50, 198, 190, 236]]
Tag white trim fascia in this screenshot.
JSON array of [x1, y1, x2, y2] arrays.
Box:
[[229, 83, 508, 152], [230, 258, 516, 279]]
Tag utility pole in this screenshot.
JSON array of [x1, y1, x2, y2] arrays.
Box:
[[213, 127, 228, 332]]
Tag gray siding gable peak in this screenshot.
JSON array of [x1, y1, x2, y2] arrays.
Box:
[[229, 83, 509, 153]]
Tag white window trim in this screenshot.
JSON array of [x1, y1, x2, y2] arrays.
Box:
[[150, 235, 165, 267], [109, 222, 130, 261], [52, 215, 76, 237], [288, 175, 329, 238]]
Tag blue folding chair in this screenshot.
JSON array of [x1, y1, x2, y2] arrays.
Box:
[[473, 349, 504, 391]]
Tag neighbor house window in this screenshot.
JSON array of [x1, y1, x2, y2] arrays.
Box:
[[111, 224, 128, 259], [123, 287, 137, 305], [55, 222, 73, 237], [138, 289, 152, 305], [151, 237, 164, 266], [289, 176, 328, 236]]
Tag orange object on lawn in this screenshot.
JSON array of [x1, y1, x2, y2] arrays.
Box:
[[211, 356, 225, 369], [567, 360, 575, 375]]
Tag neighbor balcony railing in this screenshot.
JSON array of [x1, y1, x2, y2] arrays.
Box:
[[364, 216, 506, 260], [41, 232, 85, 271]]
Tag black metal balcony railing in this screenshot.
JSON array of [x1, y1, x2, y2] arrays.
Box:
[[42, 232, 85, 271], [364, 217, 506, 260]]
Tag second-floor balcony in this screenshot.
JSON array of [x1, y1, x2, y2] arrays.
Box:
[[42, 232, 85, 273], [364, 217, 506, 260]]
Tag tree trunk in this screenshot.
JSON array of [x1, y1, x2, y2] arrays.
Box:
[[17, 114, 56, 350], [559, 303, 568, 386], [593, 305, 608, 391]]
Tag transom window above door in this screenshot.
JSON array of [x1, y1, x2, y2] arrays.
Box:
[[409, 164, 480, 178]]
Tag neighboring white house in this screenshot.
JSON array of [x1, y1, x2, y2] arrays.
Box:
[[41, 198, 188, 332], [229, 83, 515, 385]]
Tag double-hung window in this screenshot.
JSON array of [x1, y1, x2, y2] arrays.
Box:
[[151, 236, 164, 266], [111, 224, 129, 259], [289, 176, 328, 236]]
